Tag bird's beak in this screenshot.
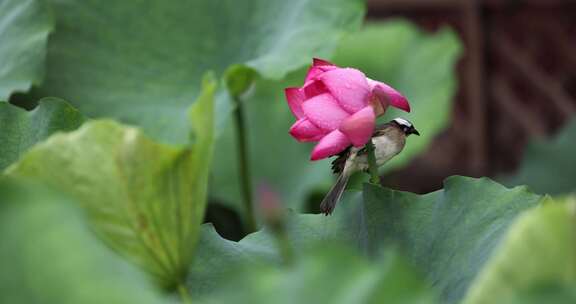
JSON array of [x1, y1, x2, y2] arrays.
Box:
[[410, 128, 420, 136]]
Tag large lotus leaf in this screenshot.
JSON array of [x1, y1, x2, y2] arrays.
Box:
[[6, 75, 216, 288], [503, 119, 576, 195], [0, 0, 52, 100], [332, 177, 541, 303], [0, 97, 85, 171], [333, 20, 462, 171], [0, 180, 170, 304], [21, 0, 364, 143], [211, 20, 462, 213], [192, 176, 541, 303], [462, 196, 576, 304], [197, 244, 435, 304]]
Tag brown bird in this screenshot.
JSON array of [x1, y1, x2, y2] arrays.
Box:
[[320, 118, 420, 215]]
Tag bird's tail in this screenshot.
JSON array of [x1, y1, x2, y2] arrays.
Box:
[[320, 173, 350, 215]]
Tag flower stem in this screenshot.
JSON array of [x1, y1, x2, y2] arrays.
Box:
[[366, 139, 380, 184], [275, 228, 294, 266], [178, 283, 192, 304], [233, 96, 257, 233]]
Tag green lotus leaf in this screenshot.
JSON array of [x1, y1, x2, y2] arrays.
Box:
[[0, 97, 85, 171], [0, 180, 170, 304], [7, 74, 216, 289], [193, 176, 541, 303], [0, 0, 52, 99], [198, 244, 435, 304], [21, 0, 364, 143]]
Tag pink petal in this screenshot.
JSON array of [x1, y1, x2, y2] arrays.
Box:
[[305, 67, 324, 84], [370, 80, 411, 112], [302, 93, 350, 131], [310, 130, 351, 161], [312, 58, 335, 66], [318, 68, 371, 113], [289, 118, 325, 142], [339, 106, 376, 147], [302, 79, 327, 99], [305, 63, 338, 84], [285, 88, 305, 118]]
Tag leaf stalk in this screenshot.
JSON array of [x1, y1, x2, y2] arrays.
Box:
[[233, 96, 257, 233], [366, 139, 380, 184]]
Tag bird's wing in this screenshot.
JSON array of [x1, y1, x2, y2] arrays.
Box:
[[331, 147, 350, 174]]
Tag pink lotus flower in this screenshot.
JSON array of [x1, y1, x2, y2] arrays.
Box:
[[285, 58, 411, 161]]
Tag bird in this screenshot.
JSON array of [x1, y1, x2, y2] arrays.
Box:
[[320, 118, 420, 215]]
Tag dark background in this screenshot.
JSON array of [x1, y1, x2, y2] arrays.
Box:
[[368, 0, 576, 193]]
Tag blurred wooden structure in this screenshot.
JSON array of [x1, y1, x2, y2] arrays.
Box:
[[368, 0, 576, 192]]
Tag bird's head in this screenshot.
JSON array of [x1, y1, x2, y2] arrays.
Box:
[[392, 118, 420, 136]]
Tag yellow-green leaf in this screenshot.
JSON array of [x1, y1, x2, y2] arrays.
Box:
[[7, 74, 216, 289], [463, 197, 576, 304]]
